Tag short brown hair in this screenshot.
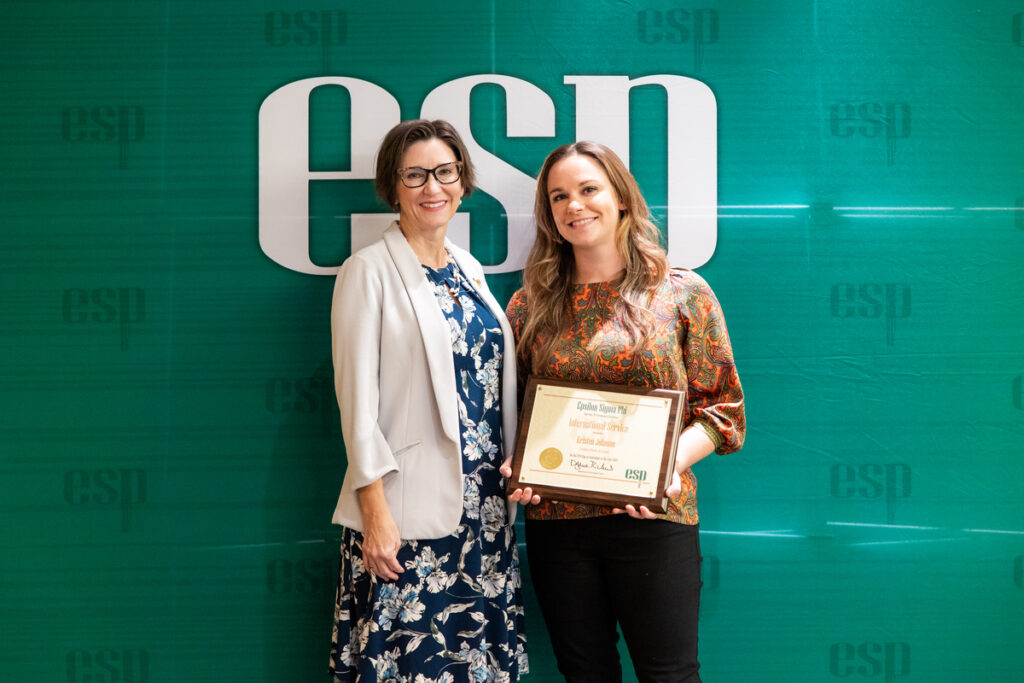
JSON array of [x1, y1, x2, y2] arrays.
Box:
[[374, 119, 476, 209]]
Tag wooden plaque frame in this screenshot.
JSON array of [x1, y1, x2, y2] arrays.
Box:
[[506, 376, 684, 512]]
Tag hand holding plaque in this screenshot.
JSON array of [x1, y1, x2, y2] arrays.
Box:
[[506, 377, 685, 512]]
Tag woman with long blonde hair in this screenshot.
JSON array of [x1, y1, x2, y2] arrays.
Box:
[[502, 141, 745, 683]]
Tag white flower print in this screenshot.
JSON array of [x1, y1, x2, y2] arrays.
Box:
[[456, 291, 477, 318], [397, 585, 426, 624], [475, 420, 498, 461], [369, 647, 403, 681], [378, 584, 426, 630], [406, 546, 455, 594], [349, 551, 367, 580], [458, 642, 488, 674], [480, 496, 506, 542], [435, 284, 456, 313], [448, 316, 469, 355], [354, 617, 371, 653], [509, 551, 521, 589], [463, 477, 481, 519], [517, 646, 529, 675], [463, 424, 484, 461], [414, 674, 454, 683], [478, 351, 501, 411], [376, 584, 401, 630], [480, 552, 507, 598]]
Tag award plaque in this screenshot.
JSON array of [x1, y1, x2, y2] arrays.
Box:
[[507, 376, 685, 512]]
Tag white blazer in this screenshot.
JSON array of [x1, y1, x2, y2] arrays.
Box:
[[330, 222, 518, 539]]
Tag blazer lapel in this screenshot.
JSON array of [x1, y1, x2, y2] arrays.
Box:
[[383, 223, 460, 445]]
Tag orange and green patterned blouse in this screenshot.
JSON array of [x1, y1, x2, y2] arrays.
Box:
[[505, 269, 745, 525]]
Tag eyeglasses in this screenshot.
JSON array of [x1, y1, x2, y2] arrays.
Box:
[[396, 161, 463, 188]]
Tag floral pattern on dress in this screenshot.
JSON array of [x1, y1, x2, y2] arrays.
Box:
[[505, 269, 745, 525], [330, 258, 528, 682]]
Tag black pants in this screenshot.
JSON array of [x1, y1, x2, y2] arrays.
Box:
[[525, 515, 703, 683]]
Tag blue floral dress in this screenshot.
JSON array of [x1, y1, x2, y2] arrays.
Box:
[[330, 257, 528, 683]]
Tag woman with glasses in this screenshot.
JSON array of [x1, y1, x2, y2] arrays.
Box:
[[503, 141, 745, 682], [329, 119, 528, 681]]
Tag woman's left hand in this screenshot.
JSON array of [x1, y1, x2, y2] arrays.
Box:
[[612, 468, 682, 520], [500, 456, 541, 505]]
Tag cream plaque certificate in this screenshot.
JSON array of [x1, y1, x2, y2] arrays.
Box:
[[507, 377, 684, 512]]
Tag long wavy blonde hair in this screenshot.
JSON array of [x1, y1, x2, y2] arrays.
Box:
[[517, 141, 669, 373]]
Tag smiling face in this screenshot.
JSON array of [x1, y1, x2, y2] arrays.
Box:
[[545, 153, 625, 254], [396, 138, 464, 234]]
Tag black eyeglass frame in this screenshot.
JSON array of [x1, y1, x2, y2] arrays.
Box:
[[396, 161, 464, 188]]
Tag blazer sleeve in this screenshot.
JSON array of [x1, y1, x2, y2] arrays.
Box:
[[331, 254, 399, 489]]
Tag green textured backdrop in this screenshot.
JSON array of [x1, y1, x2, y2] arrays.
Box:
[[2, 1, 1023, 681]]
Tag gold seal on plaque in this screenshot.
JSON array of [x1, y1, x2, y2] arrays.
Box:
[[538, 447, 563, 470]]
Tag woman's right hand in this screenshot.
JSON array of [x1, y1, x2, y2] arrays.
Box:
[[357, 480, 404, 581]]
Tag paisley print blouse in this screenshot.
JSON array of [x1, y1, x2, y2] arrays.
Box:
[[505, 269, 745, 525]]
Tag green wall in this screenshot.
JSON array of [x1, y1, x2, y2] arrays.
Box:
[[2, 1, 1023, 680]]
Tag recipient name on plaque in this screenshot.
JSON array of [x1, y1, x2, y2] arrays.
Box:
[[507, 376, 684, 512]]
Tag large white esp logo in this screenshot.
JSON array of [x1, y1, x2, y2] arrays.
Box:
[[259, 74, 716, 274]]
